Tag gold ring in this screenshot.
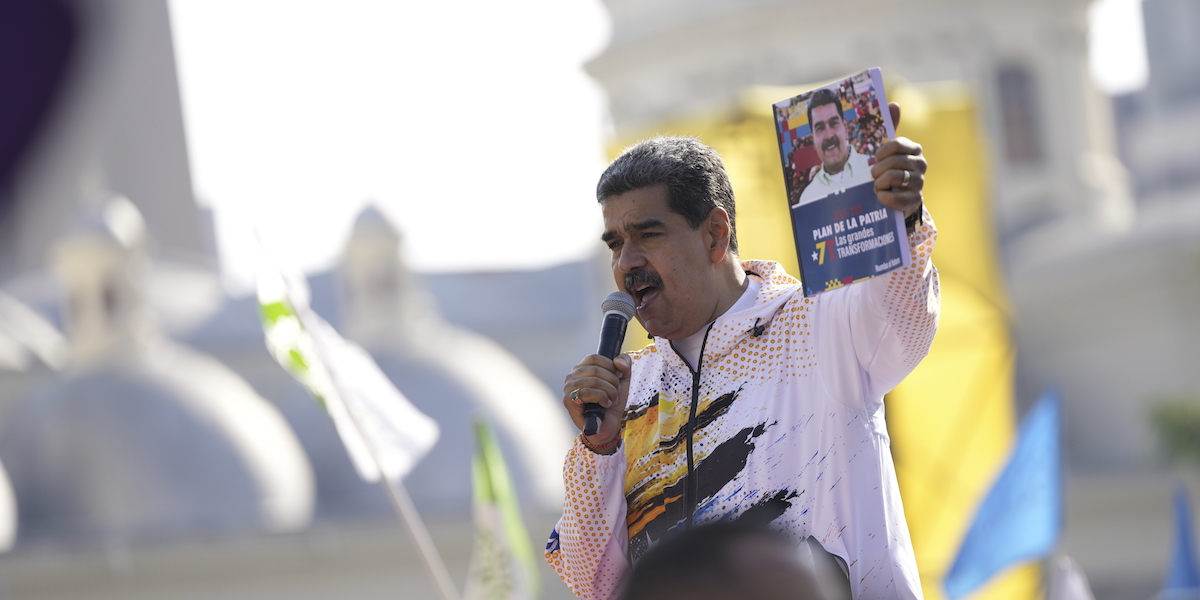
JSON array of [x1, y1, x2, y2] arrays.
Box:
[[571, 389, 580, 401], [901, 170, 911, 187]]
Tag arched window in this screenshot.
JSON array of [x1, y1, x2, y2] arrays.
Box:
[[996, 64, 1045, 167]]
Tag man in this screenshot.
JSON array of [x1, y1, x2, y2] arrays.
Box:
[[620, 521, 834, 600], [796, 87, 875, 205], [546, 103, 936, 600]]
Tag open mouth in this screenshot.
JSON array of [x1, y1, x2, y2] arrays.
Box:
[[822, 137, 841, 153], [625, 271, 662, 309]]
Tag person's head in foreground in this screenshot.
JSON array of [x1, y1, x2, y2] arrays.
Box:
[[806, 87, 851, 175], [620, 521, 831, 600], [597, 136, 742, 340]]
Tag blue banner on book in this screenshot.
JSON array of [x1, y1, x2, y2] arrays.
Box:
[[791, 182, 909, 296]]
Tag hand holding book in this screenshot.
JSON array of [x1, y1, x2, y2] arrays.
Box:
[[869, 103, 926, 221]]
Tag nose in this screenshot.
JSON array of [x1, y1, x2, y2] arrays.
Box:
[[615, 242, 646, 274]]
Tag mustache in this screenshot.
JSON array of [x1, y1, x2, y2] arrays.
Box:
[[625, 270, 663, 294], [821, 136, 842, 152]]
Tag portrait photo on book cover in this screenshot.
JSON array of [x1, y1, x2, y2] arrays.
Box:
[[773, 69, 895, 208]]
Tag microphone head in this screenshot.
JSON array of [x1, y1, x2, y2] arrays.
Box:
[[601, 291, 636, 320]]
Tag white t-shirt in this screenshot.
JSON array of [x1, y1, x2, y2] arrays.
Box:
[[671, 277, 763, 371]]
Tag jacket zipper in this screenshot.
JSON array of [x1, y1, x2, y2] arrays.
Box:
[[671, 323, 713, 530]]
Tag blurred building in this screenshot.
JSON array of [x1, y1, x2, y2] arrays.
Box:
[[1113, 0, 1200, 204], [0, 1, 594, 598], [1010, 0, 1200, 472], [0, 0, 214, 280], [1, 196, 315, 546], [587, 0, 1131, 247]]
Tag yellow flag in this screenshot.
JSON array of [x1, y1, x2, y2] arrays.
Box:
[[610, 78, 1038, 599], [884, 81, 1038, 600]]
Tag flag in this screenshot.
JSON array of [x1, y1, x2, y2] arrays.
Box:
[[0, 291, 67, 371], [1161, 484, 1200, 600], [878, 81, 1039, 600], [944, 390, 1062, 599], [256, 252, 438, 483], [463, 417, 538, 600], [1047, 555, 1095, 600]]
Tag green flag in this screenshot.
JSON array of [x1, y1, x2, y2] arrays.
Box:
[[464, 417, 538, 600]]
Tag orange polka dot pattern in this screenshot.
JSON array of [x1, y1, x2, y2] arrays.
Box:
[[545, 212, 940, 600], [545, 436, 629, 600], [879, 211, 939, 372]]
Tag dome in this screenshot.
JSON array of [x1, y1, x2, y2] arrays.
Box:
[[1, 343, 314, 544]]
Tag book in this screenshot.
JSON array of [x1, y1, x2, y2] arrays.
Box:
[[772, 68, 911, 297]]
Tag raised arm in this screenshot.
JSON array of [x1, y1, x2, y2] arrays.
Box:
[[814, 104, 940, 410]]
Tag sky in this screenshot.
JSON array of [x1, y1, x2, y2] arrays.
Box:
[[168, 0, 612, 293], [168, 0, 1148, 293], [1089, 0, 1150, 95]]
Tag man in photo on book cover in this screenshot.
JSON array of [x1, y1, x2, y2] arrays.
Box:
[[796, 87, 877, 206], [546, 102, 935, 600]]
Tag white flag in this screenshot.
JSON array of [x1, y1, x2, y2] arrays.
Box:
[[0, 291, 67, 371], [256, 253, 438, 483], [1048, 555, 1095, 600]]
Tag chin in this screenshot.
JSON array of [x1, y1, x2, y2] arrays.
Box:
[[640, 321, 671, 340], [633, 317, 655, 337]]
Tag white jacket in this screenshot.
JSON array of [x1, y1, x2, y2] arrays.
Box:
[[546, 213, 940, 600]]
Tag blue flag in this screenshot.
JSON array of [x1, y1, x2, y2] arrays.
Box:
[[944, 390, 1062, 599], [1163, 484, 1200, 594]]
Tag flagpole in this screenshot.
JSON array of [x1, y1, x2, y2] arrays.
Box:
[[290, 296, 460, 600], [379, 473, 462, 600]]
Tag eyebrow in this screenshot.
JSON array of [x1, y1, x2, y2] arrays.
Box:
[[600, 218, 666, 243]]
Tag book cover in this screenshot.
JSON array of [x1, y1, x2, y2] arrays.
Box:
[[772, 68, 911, 297]]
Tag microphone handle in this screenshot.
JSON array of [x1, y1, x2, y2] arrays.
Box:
[[583, 313, 628, 436], [596, 313, 628, 359]]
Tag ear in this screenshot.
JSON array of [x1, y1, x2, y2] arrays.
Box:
[[705, 207, 732, 264]]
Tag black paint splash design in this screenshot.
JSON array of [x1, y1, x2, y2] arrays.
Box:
[[657, 386, 744, 452], [623, 392, 660, 425], [694, 422, 770, 503], [738, 489, 803, 527], [627, 417, 774, 563]]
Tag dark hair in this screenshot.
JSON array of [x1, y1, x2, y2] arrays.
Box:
[[806, 87, 842, 128], [597, 136, 738, 254], [620, 521, 826, 600]]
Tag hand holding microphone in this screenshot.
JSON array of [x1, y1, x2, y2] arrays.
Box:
[[562, 292, 636, 451]]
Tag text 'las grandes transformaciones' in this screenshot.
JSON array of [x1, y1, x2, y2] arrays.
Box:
[[811, 207, 895, 260]]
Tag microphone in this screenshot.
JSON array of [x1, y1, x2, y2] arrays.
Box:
[[583, 291, 636, 436]]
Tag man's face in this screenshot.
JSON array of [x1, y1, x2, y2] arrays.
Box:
[[601, 184, 719, 340], [811, 101, 849, 174]]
